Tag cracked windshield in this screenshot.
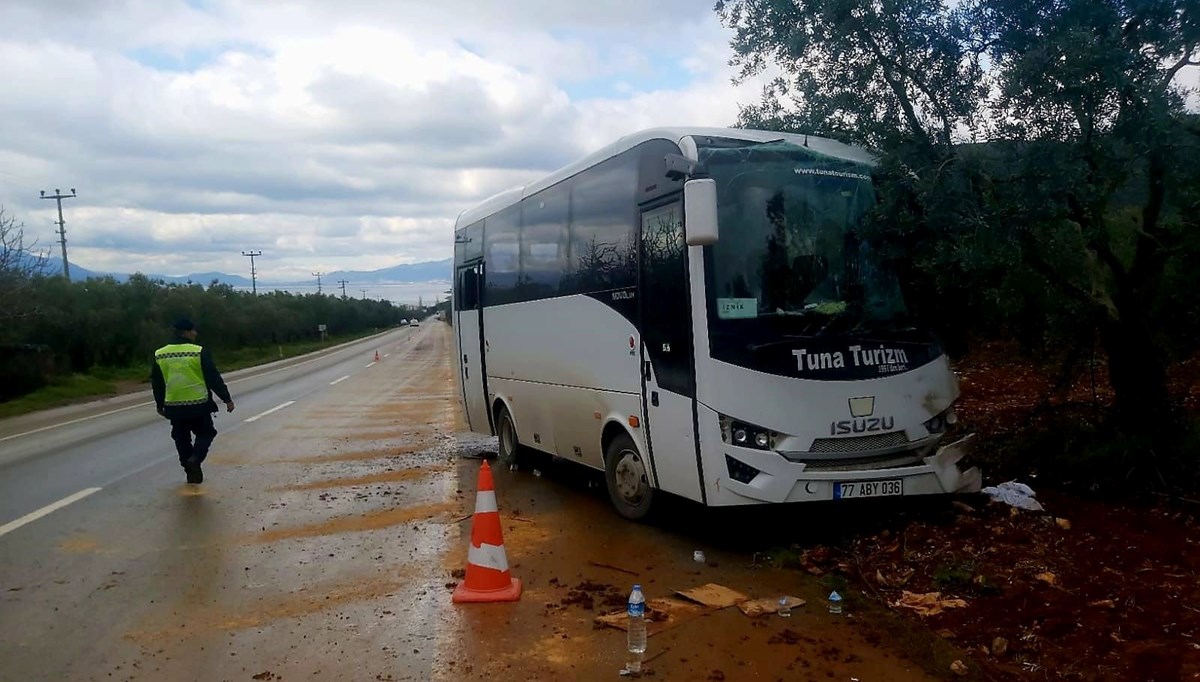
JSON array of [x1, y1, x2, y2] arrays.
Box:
[[0, 1, 1197, 681], [702, 141, 907, 331]]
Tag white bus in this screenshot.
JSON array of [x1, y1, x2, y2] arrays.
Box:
[[453, 127, 981, 520]]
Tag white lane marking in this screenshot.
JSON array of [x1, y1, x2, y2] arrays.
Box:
[[329, 375, 351, 386], [243, 401, 296, 423], [365, 362, 376, 368], [0, 403, 152, 444], [0, 488, 102, 538], [0, 330, 405, 443], [384, 354, 391, 358]]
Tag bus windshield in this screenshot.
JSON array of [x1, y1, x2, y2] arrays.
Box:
[[698, 140, 907, 336]]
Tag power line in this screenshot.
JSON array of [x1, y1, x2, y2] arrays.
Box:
[[39, 188, 76, 280], [241, 250, 263, 295], [312, 271, 324, 294], [337, 278, 349, 299]]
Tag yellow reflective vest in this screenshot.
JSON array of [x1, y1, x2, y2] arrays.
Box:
[[154, 343, 208, 407]]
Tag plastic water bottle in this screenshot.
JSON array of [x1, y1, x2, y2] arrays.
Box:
[[626, 584, 647, 673], [777, 596, 791, 617], [828, 590, 843, 615]]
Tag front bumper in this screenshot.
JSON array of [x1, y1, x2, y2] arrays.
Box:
[[716, 434, 982, 505]]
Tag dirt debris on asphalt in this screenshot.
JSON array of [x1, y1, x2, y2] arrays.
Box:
[[437, 448, 948, 682]]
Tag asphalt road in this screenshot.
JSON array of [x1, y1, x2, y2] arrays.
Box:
[[1, 322, 949, 681], [0, 327, 414, 524], [0, 323, 462, 681]]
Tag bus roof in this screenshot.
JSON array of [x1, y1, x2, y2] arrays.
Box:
[[454, 127, 875, 230]]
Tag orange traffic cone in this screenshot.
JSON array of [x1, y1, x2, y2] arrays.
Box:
[[374, 350, 380, 362], [452, 461, 522, 603]]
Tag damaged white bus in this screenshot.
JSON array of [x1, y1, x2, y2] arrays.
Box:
[[453, 127, 980, 520]]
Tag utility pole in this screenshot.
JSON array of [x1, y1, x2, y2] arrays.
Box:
[[360, 288, 368, 300], [337, 278, 349, 299], [39, 188, 76, 279], [312, 271, 324, 294], [242, 250, 263, 295]]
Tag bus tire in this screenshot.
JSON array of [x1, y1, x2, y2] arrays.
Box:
[[604, 432, 655, 521], [495, 404, 525, 467]]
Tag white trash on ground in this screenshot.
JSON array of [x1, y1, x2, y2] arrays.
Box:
[[981, 480, 1044, 511]]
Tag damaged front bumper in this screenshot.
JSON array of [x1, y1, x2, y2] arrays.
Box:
[[714, 433, 983, 504], [924, 434, 983, 494]]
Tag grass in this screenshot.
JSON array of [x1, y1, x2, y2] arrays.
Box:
[[0, 329, 384, 420], [0, 374, 121, 419]]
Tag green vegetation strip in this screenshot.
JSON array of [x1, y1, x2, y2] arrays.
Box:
[[0, 329, 381, 419]]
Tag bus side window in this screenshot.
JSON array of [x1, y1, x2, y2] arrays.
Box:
[[458, 270, 480, 310], [565, 152, 638, 295]]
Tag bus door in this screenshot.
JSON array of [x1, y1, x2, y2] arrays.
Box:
[[455, 262, 492, 434], [638, 200, 704, 503]]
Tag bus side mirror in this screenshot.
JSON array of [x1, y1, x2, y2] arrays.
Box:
[[684, 178, 719, 246]]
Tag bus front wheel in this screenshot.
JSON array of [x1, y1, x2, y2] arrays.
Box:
[[496, 405, 524, 467], [604, 433, 655, 521]]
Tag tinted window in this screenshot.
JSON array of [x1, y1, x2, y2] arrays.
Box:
[[454, 221, 483, 265], [484, 205, 521, 305], [520, 180, 570, 300], [457, 267, 480, 310], [640, 202, 693, 395], [563, 151, 637, 295]]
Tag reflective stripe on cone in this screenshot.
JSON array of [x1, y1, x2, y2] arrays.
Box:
[[452, 461, 522, 603]]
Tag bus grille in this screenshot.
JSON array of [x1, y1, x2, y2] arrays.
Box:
[[807, 432, 910, 454], [797, 453, 924, 471]]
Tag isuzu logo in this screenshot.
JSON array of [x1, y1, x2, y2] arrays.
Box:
[[848, 397, 875, 417], [830, 396, 895, 436]]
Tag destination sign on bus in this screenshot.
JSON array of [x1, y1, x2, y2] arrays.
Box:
[[793, 345, 911, 376]]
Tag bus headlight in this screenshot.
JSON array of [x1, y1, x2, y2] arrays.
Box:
[[924, 407, 958, 435], [721, 416, 775, 451]]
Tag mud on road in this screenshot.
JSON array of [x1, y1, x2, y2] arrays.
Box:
[[1, 323, 973, 682], [439, 453, 958, 682]]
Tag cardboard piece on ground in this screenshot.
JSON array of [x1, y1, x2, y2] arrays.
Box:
[[892, 591, 968, 617], [674, 583, 749, 609], [738, 596, 806, 617], [595, 597, 706, 637]]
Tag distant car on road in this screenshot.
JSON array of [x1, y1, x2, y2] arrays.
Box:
[[400, 318, 409, 325], [409, 320, 419, 327]]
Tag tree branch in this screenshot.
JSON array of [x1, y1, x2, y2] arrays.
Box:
[[1164, 45, 1199, 86], [1127, 147, 1169, 294], [861, 36, 933, 147]]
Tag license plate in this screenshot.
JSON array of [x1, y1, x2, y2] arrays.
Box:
[[834, 479, 903, 499]]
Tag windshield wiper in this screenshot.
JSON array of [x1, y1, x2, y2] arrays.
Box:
[[745, 335, 817, 352]]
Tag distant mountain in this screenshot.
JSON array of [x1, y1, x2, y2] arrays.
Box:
[[25, 254, 104, 282], [311, 258, 452, 285], [162, 271, 254, 287], [27, 254, 450, 287], [34, 257, 253, 286]]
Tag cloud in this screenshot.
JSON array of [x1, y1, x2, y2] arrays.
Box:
[[0, 0, 758, 286]]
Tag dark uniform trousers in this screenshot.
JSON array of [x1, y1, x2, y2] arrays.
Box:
[[171, 414, 218, 466]]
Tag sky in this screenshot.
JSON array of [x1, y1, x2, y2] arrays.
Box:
[[0, 0, 764, 282]]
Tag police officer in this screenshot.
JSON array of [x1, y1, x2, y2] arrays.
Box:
[[150, 318, 235, 484]]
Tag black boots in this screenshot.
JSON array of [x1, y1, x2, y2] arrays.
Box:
[[184, 460, 204, 484]]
